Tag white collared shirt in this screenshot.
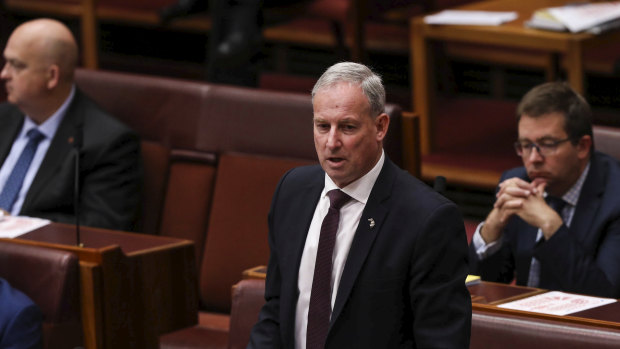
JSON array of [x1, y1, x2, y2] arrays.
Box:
[[0, 86, 76, 215], [294, 150, 385, 349]]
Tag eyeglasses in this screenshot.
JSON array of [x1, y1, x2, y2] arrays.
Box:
[[514, 138, 572, 157]]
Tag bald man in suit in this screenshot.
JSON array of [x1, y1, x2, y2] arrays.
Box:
[[0, 19, 141, 231]]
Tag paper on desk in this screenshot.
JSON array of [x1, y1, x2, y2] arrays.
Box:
[[498, 291, 616, 316], [0, 216, 51, 238], [424, 10, 518, 26], [548, 2, 620, 33]]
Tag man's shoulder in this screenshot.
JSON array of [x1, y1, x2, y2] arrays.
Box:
[[279, 164, 323, 186], [71, 89, 137, 138], [0, 102, 23, 121], [500, 166, 528, 182], [388, 162, 456, 212]]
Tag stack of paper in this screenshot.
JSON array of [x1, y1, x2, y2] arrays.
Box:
[[424, 10, 518, 26], [0, 216, 50, 238], [527, 2, 620, 34]]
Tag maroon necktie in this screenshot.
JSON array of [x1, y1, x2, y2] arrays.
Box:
[[306, 189, 351, 349]]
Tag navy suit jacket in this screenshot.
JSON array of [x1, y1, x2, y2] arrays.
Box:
[[0, 89, 142, 231], [0, 278, 43, 349], [469, 151, 620, 298], [249, 158, 471, 348]]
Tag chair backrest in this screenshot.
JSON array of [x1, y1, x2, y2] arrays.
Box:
[[471, 307, 620, 349], [199, 153, 315, 313], [0, 241, 82, 349], [593, 125, 620, 161], [138, 140, 170, 235]]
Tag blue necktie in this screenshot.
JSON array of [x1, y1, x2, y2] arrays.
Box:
[[0, 129, 45, 212]]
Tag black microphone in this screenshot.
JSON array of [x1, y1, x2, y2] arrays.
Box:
[[433, 175, 447, 196], [73, 124, 83, 247]]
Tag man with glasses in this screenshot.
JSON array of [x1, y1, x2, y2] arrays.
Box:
[[469, 82, 620, 298]]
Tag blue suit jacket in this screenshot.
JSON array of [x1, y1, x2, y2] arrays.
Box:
[[0, 278, 43, 349], [249, 158, 471, 348], [469, 151, 620, 298]]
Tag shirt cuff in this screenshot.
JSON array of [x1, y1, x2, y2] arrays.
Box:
[[472, 221, 503, 259]]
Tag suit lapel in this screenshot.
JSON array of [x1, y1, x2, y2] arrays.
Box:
[[329, 159, 395, 326], [22, 92, 83, 210]]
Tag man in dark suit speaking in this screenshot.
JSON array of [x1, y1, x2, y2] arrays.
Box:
[[0, 18, 141, 231], [249, 62, 471, 348], [469, 82, 620, 298]]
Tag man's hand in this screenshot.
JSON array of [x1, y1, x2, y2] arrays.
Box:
[[485, 178, 563, 242], [481, 178, 536, 243]]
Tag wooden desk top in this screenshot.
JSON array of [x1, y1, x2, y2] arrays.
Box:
[[19, 222, 191, 255], [413, 0, 609, 51]]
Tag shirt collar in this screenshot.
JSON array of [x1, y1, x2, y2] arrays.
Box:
[[561, 161, 590, 207], [323, 149, 385, 205], [23, 85, 76, 139]]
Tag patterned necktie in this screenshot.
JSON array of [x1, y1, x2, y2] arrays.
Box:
[[0, 129, 45, 212], [527, 195, 566, 287], [306, 189, 351, 349]]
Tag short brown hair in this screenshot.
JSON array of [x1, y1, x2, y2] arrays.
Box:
[[516, 82, 593, 144]]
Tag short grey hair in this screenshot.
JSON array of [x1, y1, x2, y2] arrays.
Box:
[[311, 62, 385, 117]]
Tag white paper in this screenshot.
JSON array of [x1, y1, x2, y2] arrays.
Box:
[[548, 2, 620, 33], [424, 10, 518, 26], [498, 291, 616, 316], [0, 216, 51, 238]]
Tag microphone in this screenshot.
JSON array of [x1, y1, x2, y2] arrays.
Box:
[[73, 124, 83, 247], [433, 175, 447, 196]]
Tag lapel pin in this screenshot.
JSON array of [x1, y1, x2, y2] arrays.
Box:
[[368, 218, 375, 228]]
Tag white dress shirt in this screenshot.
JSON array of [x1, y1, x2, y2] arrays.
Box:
[[0, 86, 75, 215], [294, 150, 385, 349]]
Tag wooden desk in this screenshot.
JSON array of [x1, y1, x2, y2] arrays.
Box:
[[4, 223, 198, 349], [410, 0, 620, 155], [470, 281, 620, 330]]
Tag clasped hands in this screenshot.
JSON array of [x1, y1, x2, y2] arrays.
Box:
[[481, 178, 563, 244]]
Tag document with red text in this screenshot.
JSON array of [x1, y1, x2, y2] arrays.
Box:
[[498, 291, 616, 316]]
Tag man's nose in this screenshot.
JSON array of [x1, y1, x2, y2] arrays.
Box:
[[326, 128, 341, 149], [528, 146, 544, 162], [0, 63, 10, 80]]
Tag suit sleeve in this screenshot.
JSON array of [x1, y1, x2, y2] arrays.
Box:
[[537, 217, 620, 297], [409, 202, 472, 348], [1, 304, 43, 349]]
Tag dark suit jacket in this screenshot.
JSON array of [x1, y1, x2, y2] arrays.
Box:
[[469, 151, 620, 298], [0, 89, 142, 231], [0, 278, 43, 349], [249, 158, 471, 348]]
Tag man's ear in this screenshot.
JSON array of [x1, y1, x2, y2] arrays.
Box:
[[46, 64, 60, 90], [577, 134, 592, 159], [375, 113, 390, 142]]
